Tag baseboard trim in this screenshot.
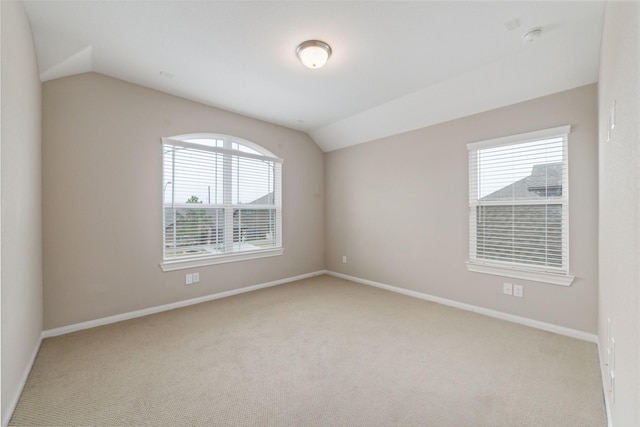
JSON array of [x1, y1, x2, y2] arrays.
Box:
[[326, 271, 598, 343], [15, 270, 603, 426], [2, 334, 43, 427], [42, 270, 326, 338]]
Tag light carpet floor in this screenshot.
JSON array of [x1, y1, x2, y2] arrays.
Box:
[[10, 274, 606, 426]]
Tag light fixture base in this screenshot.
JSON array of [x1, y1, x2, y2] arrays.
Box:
[[296, 40, 332, 69]]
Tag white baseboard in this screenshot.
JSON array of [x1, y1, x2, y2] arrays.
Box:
[[326, 271, 598, 343], [2, 334, 43, 427], [42, 270, 326, 338], [13, 270, 605, 426]]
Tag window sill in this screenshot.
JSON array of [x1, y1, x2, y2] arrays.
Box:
[[466, 261, 575, 286], [161, 248, 284, 272]]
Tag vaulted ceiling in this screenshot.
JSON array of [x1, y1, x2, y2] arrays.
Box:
[[23, 1, 605, 151]]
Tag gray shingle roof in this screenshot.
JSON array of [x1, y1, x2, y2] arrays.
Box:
[[481, 162, 563, 201]]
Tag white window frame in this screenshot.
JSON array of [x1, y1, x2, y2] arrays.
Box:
[[161, 133, 283, 272], [466, 126, 574, 286]]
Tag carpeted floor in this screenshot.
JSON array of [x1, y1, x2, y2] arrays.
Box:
[[10, 274, 606, 426]]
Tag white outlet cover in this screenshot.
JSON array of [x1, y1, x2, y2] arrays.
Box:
[[503, 283, 513, 295], [513, 284, 524, 298], [610, 99, 616, 130]]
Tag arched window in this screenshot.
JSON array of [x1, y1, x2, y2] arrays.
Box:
[[161, 134, 283, 271]]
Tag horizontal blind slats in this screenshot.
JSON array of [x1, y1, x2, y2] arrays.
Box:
[[163, 137, 282, 261], [468, 128, 569, 273]]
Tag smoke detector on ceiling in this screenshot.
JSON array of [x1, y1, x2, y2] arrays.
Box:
[[523, 28, 542, 43]]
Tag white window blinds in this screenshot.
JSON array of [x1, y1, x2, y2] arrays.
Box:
[[467, 126, 570, 276], [162, 135, 282, 266]]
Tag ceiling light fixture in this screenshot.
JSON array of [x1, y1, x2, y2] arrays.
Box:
[[296, 40, 332, 69]]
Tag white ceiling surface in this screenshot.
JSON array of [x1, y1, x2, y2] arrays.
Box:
[[23, 1, 605, 152]]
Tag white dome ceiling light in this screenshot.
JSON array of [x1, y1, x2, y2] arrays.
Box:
[[296, 40, 332, 69]]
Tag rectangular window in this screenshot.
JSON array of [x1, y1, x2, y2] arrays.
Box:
[[162, 137, 282, 271], [467, 126, 573, 285]]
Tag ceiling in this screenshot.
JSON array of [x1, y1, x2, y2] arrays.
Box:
[[22, 1, 605, 152]]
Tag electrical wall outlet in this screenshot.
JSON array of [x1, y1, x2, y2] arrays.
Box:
[[610, 370, 615, 403], [503, 283, 513, 295], [342, 255, 347, 264], [193, 272, 200, 283], [186, 273, 193, 285], [513, 284, 524, 298], [610, 99, 616, 131], [609, 331, 616, 402], [611, 338, 615, 370]]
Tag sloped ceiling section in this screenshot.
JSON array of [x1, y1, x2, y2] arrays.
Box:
[[39, 46, 93, 82], [23, 1, 605, 152]]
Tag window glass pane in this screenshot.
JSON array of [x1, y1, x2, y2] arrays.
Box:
[[162, 134, 282, 263], [468, 128, 568, 274], [163, 206, 224, 258], [475, 137, 564, 201], [184, 138, 224, 148], [232, 141, 260, 155], [232, 155, 275, 205], [476, 204, 563, 268], [164, 146, 224, 205], [235, 208, 277, 249]]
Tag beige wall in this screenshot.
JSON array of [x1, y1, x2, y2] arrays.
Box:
[[598, 2, 640, 425], [5, 3, 633, 422], [42, 72, 324, 329], [326, 84, 598, 334], [1, 1, 43, 423]]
